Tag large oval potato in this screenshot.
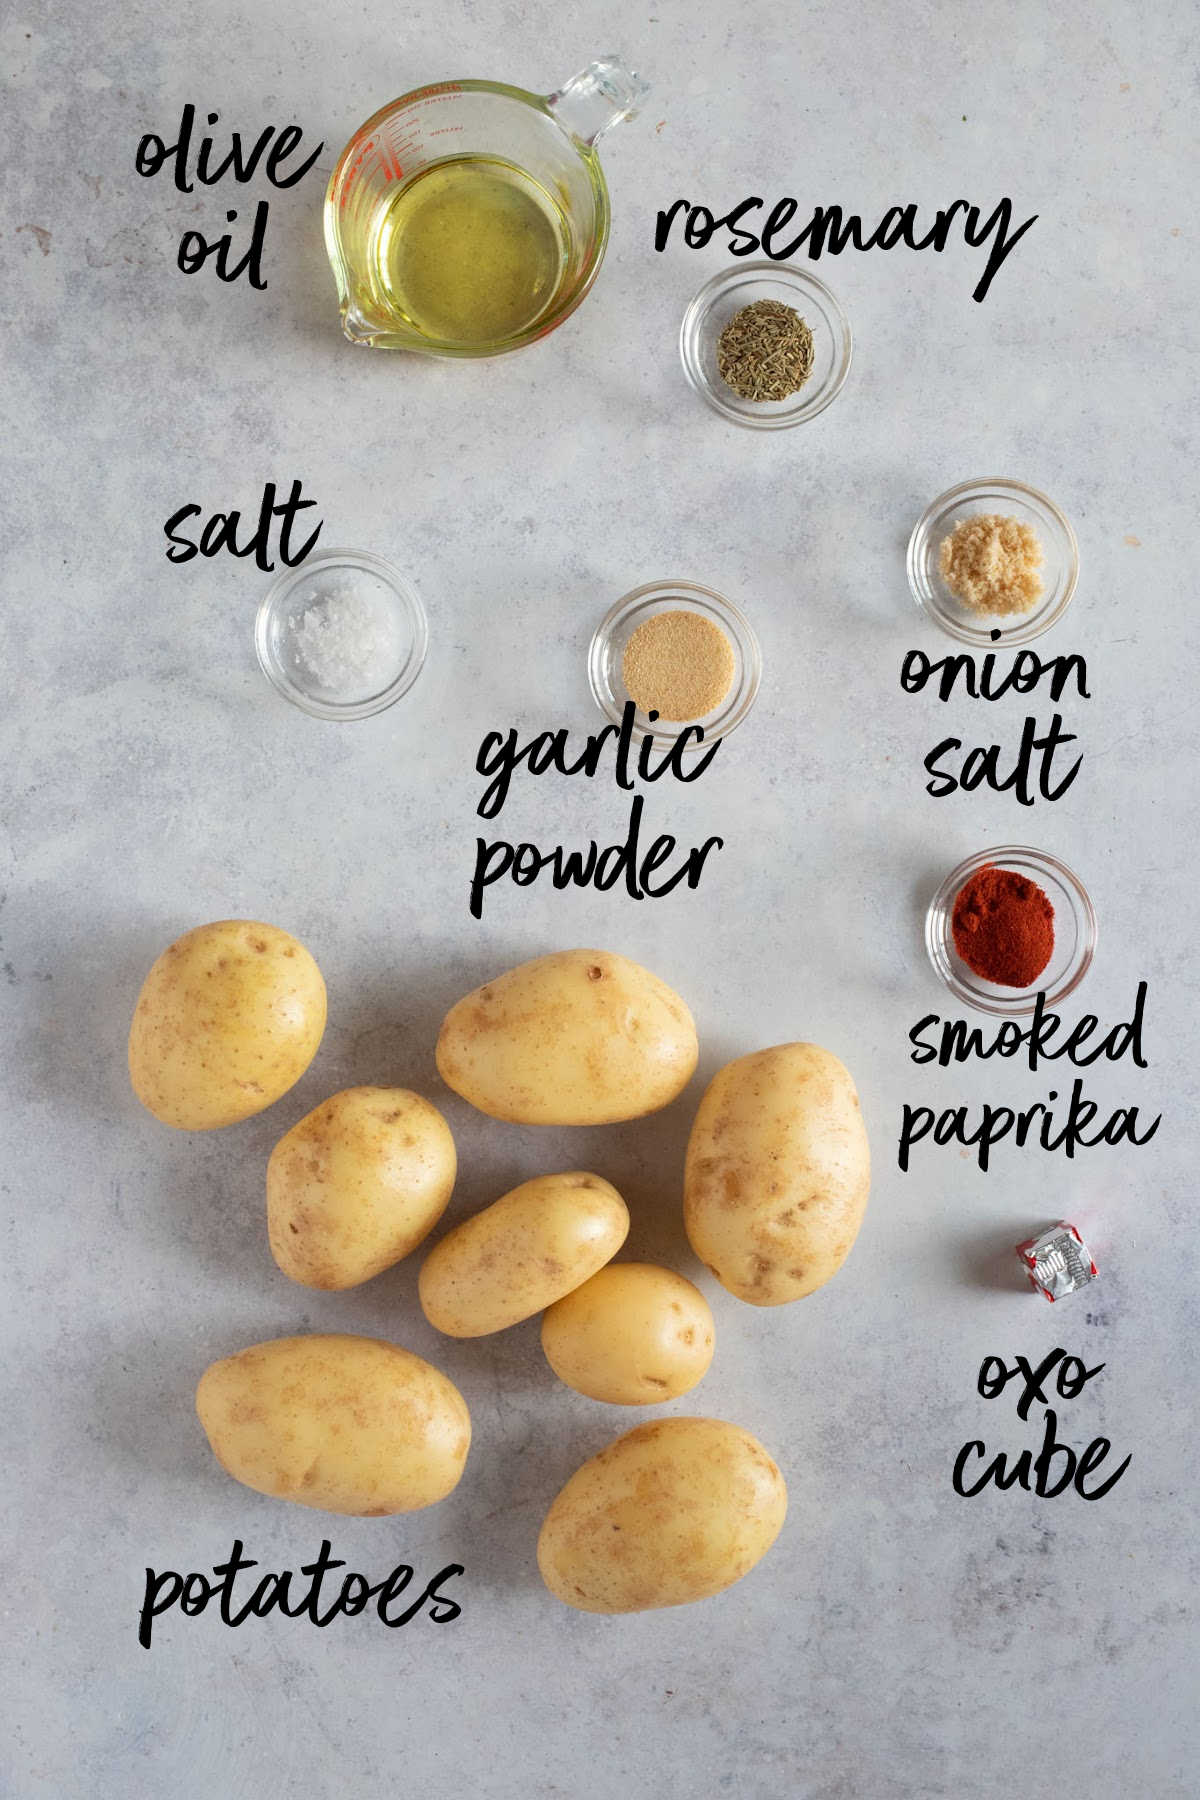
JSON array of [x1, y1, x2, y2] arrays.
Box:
[[538, 1417, 787, 1613], [419, 1172, 629, 1337], [195, 1334, 470, 1515], [684, 1043, 870, 1306], [267, 1087, 456, 1290], [435, 949, 697, 1125], [129, 920, 326, 1130], [541, 1262, 714, 1404]]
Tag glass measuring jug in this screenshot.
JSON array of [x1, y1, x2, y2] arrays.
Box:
[[323, 58, 648, 356]]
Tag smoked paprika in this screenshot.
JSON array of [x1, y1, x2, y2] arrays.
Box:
[[951, 865, 1055, 987]]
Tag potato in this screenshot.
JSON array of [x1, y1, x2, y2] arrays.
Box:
[[541, 1263, 714, 1404], [267, 1087, 455, 1290], [537, 1417, 786, 1613], [419, 1172, 628, 1338], [129, 920, 326, 1130], [435, 949, 697, 1125], [195, 1334, 470, 1515], [684, 1043, 870, 1307]]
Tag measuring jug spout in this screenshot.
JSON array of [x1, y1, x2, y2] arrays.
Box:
[[340, 297, 384, 347], [546, 57, 650, 147]]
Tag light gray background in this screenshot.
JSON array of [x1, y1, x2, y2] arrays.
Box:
[[3, 1, 1197, 1795]]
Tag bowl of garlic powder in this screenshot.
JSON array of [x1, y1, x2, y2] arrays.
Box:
[[588, 578, 762, 750], [907, 477, 1079, 647]]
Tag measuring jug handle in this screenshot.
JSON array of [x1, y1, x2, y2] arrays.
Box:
[[546, 57, 650, 146]]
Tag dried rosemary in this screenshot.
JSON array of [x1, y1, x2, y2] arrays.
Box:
[[716, 298, 815, 402]]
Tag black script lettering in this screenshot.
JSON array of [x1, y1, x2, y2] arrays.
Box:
[[654, 193, 1037, 300], [900, 643, 1090, 704], [954, 1409, 1130, 1499], [138, 1541, 464, 1646], [470, 797, 724, 919], [954, 1358, 1129, 1501], [922, 713, 1082, 803], [963, 196, 1040, 302], [177, 200, 270, 289], [974, 1349, 1104, 1419], [163, 479, 321, 571], [898, 1079, 1161, 1171], [136, 106, 323, 194], [469, 704, 725, 918], [909, 985, 1151, 1072], [136, 107, 323, 286], [424, 1564, 465, 1623]]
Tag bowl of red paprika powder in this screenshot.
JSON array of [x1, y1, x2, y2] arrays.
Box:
[[925, 845, 1097, 1015]]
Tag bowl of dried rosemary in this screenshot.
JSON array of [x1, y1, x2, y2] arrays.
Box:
[[679, 262, 852, 429]]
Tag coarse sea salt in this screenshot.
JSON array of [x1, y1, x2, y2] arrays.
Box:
[[289, 583, 402, 693]]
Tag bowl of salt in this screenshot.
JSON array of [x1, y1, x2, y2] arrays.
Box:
[[255, 548, 428, 719]]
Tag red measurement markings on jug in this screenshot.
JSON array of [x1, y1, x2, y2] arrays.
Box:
[[384, 129, 421, 183], [338, 135, 378, 211]]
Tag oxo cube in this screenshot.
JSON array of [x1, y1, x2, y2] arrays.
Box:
[[1015, 1222, 1098, 1302]]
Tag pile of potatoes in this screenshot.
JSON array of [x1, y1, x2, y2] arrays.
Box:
[[130, 923, 870, 1613]]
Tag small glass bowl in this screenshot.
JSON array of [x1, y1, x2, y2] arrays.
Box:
[[679, 262, 852, 429], [907, 478, 1079, 647], [926, 845, 1097, 1016], [255, 548, 428, 720], [588, 579, 761, 752]]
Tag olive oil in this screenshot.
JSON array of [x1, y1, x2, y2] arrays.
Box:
[[371, 155, 569, 345]]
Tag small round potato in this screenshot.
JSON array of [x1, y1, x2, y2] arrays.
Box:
[[541, 1263, 715, 1404], [435, 949, 698, 1125], [684, 1043, 870, 1306], [267, 1087, 456, 1290], [129, 919, 326, 1130], [418, 1172, 629, 1338], [537, 1417, 787, 1613], [195, 1334, 470, 1515]]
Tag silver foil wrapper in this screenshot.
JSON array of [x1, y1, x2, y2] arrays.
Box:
[[1016, 1222, 1098, 1301]]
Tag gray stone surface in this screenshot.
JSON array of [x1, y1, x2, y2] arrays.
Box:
[[2, 1, 1197, 1795]]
